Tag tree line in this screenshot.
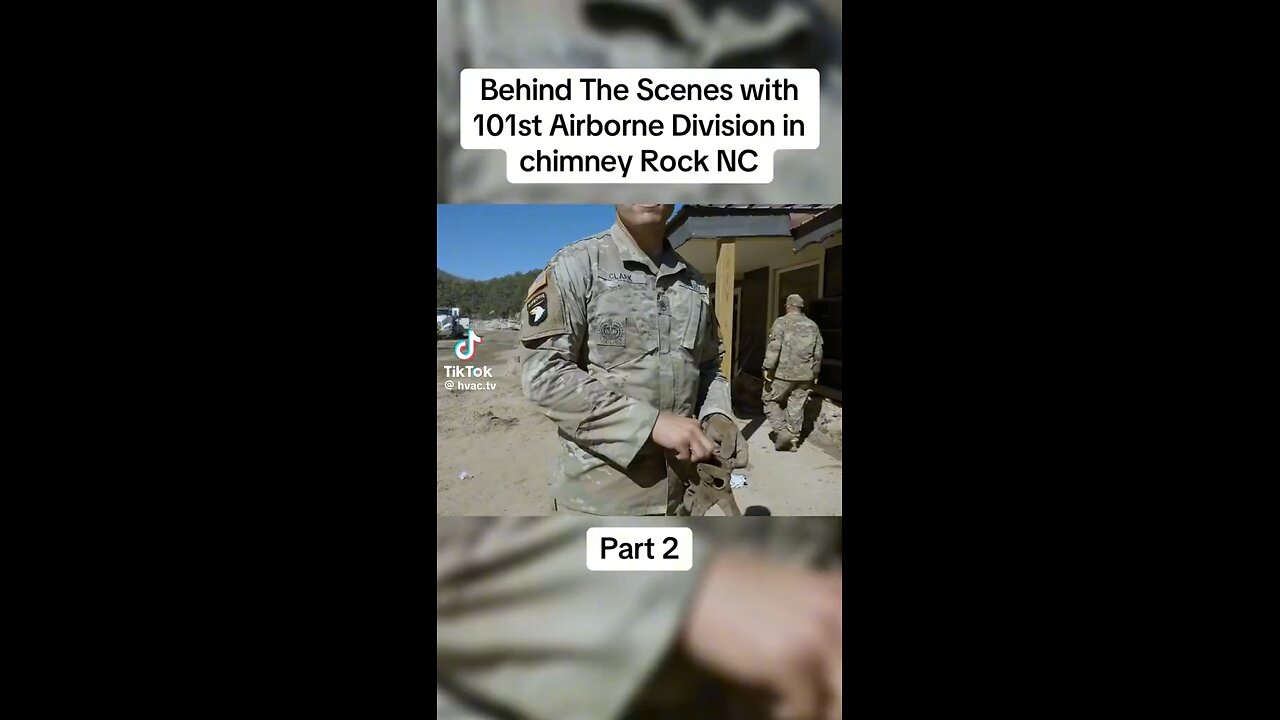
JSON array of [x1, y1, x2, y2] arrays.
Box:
[[436, 268, 542, 319]]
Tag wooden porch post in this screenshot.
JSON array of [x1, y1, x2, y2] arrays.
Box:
[[715, 240, 736, 380]]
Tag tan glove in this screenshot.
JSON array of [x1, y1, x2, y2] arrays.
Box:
[[702, 413, 748, 469]]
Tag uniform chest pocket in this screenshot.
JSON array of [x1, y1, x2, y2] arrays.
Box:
[[670, 286, 709, 354], [586, 286, 659, 370]]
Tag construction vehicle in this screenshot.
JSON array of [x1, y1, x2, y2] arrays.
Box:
[[436, 307, 471, 339]]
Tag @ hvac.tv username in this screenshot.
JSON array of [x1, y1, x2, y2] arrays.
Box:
[[444, 380, 497, 391]]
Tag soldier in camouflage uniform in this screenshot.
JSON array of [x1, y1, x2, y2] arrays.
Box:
[[520, 204, 748, 515], [762, 294, 824, 451]]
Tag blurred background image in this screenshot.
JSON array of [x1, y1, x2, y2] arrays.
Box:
[[436, 0, 843, 204], [438, 516, 842, 720]]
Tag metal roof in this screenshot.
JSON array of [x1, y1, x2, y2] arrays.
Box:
[[666, 204, 841, 249], [670, 204, 835, 218], [679, 204, 835, 210]]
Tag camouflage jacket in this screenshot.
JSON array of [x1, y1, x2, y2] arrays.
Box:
[[520, 221, 733, 515], [437, 517, 712, 720], [763, 312, 824, 382]]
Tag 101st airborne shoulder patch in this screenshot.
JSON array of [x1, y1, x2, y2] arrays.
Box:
[[521, 266, 566, 341], [527, 292, 549, 325]]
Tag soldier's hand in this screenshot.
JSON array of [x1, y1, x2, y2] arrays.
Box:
[[652, 411, 716, 462], [702, 413, 748, 469], [682, 552, 842, 720]]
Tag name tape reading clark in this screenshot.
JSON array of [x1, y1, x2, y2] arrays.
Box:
[[459, 69, 820, 184]]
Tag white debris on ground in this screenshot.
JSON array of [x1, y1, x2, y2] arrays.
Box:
[[471, 319, 520, 332], [459, 471, 473, 481], [730, 472, 748, 489]]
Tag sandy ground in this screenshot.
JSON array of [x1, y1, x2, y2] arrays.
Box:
[[436, 329, 842, 516]]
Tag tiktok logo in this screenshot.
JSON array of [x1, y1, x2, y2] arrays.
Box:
[[454, 329, 483, 360]]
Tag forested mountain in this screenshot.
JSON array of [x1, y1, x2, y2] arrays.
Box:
[[436, 267, 542, 319]]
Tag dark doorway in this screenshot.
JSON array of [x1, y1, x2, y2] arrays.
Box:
[[777, 263, 820, 318], [739, 268, 770, 374]]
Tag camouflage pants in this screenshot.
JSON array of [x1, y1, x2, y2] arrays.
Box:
[[763, 379, 813, 438]]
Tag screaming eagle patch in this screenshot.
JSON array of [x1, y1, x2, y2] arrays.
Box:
[[527, 292, 548, 326], [520, 264, 567, 342]]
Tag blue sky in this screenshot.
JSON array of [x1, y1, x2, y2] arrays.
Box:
[[436, 205, 682, 280]]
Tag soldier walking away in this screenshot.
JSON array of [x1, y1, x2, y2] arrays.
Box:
[[520, 204, 749, 516], [762, 294, 824, 451]]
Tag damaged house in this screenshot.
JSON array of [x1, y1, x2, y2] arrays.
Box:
[[665, 204, 843, 431]]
